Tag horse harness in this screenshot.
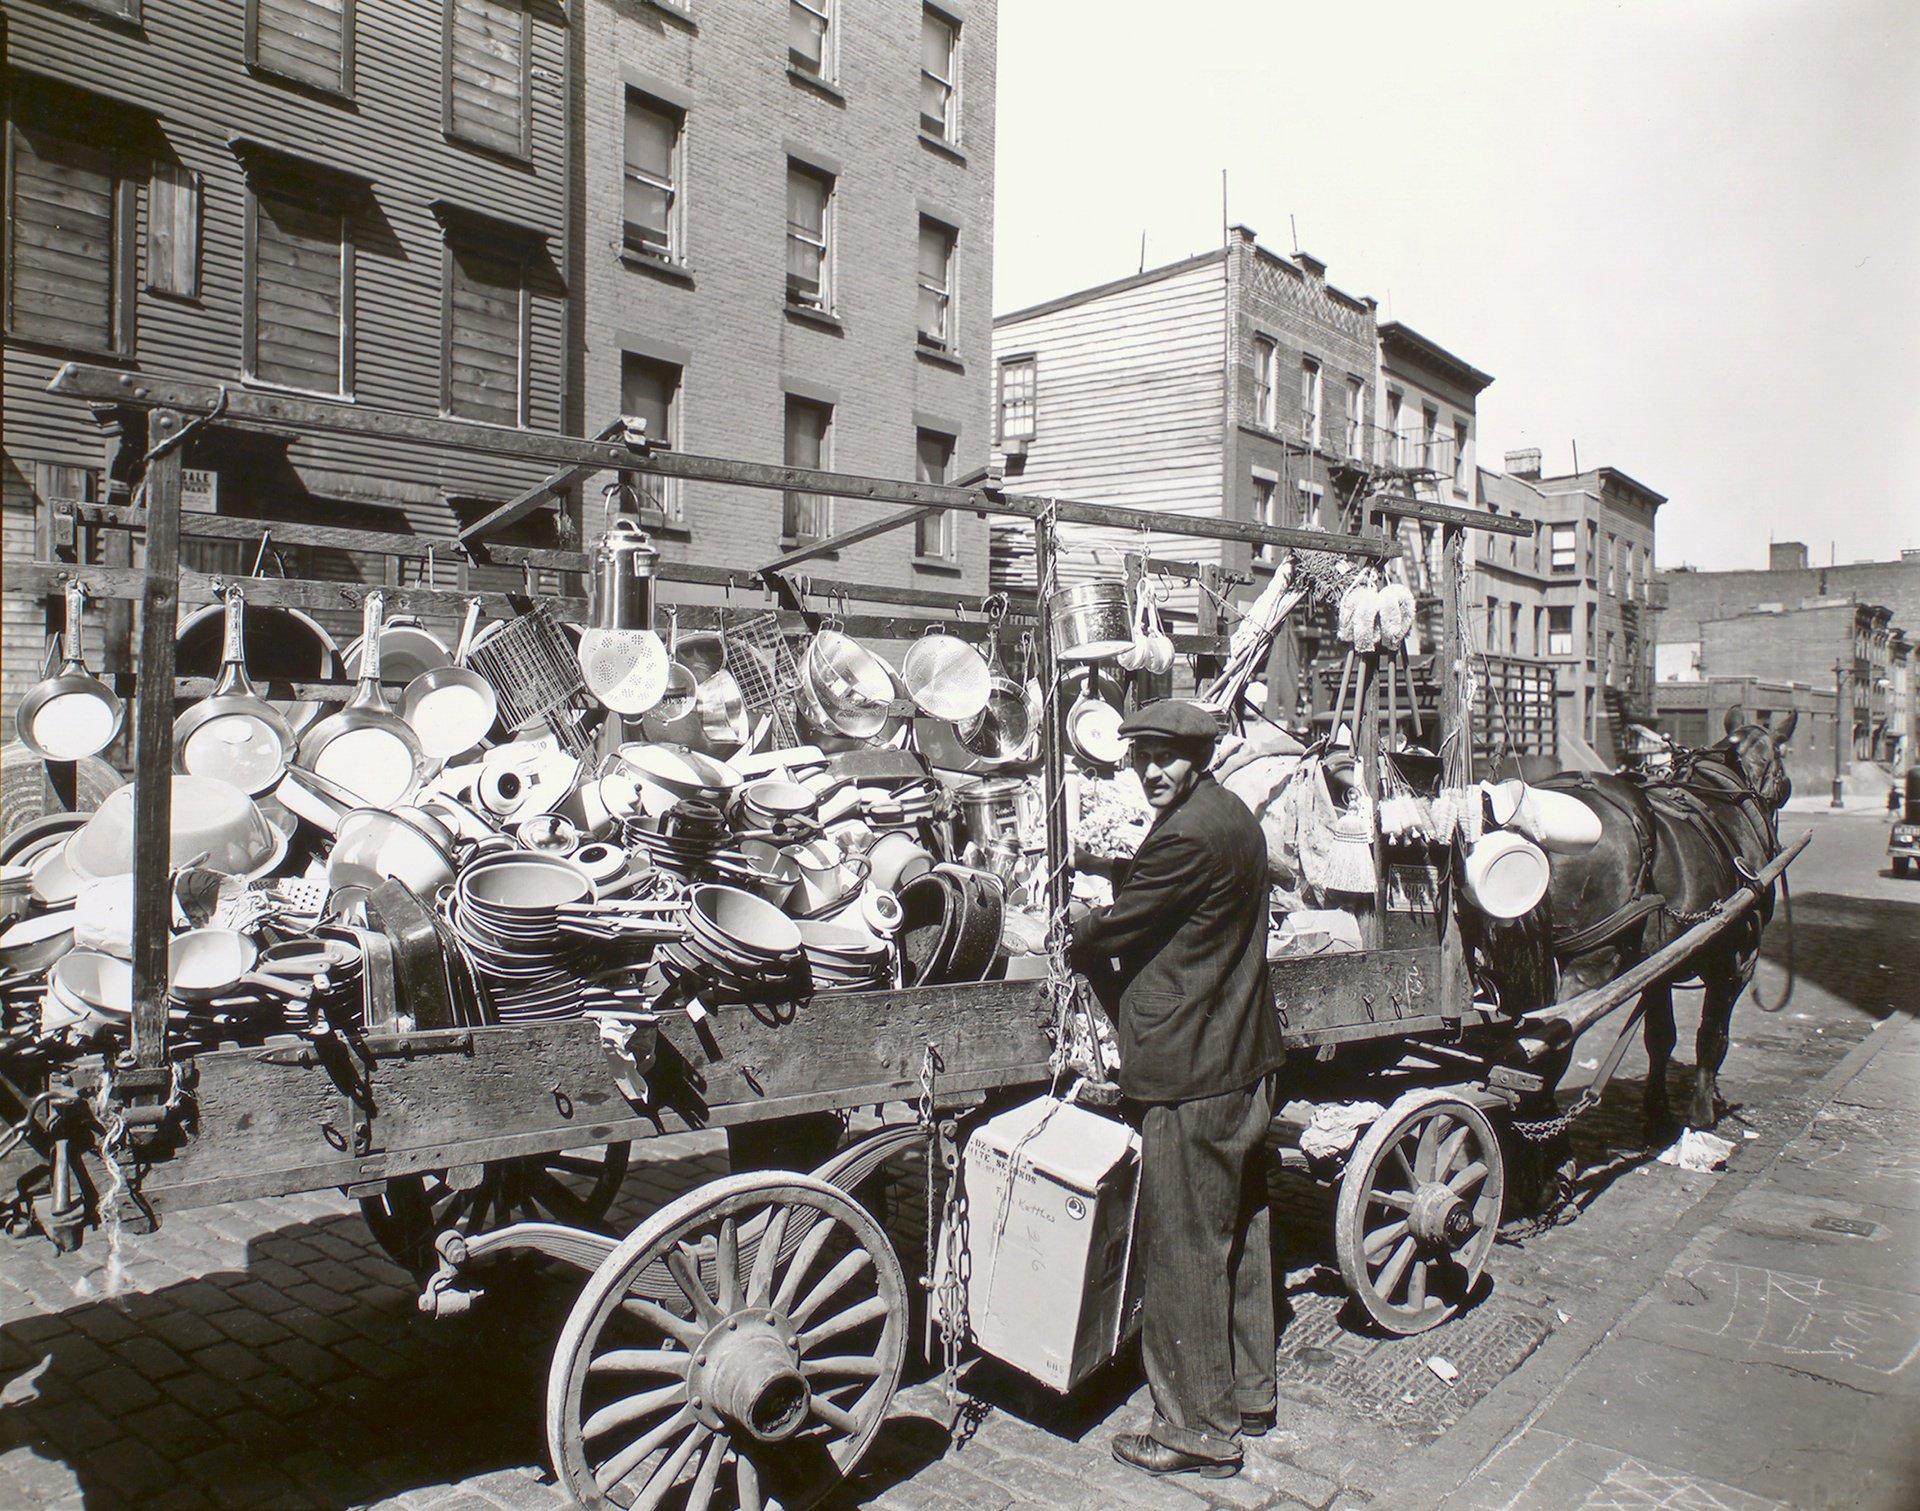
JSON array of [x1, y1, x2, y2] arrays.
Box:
[[1639, 746, 1782, 926], [1533, 772, 1666, 958]]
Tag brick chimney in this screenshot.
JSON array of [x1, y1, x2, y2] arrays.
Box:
[[1770, 541, 1810, 571], [1505, 448, 1542, 479]]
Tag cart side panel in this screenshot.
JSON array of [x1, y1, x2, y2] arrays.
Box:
[[1272, 946, 1455, 1048]]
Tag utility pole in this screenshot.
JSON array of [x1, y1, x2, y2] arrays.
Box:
[[1831, 658, 1848, 809]]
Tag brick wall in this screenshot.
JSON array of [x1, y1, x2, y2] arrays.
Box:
[[1660, 559, 1920, 645], [581, 0, 996, 604]]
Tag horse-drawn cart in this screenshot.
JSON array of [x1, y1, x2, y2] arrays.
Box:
[[0, 367, 1805, 1510]]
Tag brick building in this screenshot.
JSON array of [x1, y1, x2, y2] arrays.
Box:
[[1659, 542, 1920, 648], [2, 0, 578, 726], [582, 0, 996, 599], [1650, 676, 1835, 797], [1479, 451, 1664, 764]]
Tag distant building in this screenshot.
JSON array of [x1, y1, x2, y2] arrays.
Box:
[[1650, 677, 1835, 797], [1476, 453, 1664, 766], [583, 0, 997, 597]]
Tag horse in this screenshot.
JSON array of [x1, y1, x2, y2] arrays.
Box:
[[1479, 707, 1795, 1138]]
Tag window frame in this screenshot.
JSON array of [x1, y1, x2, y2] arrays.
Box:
[[915, 215, 957, 352], [1296, 479, 1324, 533], [443, 0, 533, 161], [1300, 356, 1322, 447], [1345, 376, 1365, 459], [1547, 606, 1574, 658], [66, 0, 141, 21], [914, 427, 958, 561], [3, 112, 138, 358], [1252, 335, 1276, 429], [784, 159, 834, 314], [246, 0, 357, 99], [1384, 388, 1403, 463], [441, 236, 529, 427], [621, 89, 685, 264], [243, 179, 354, 398], [919, 5, 961, 143], [782, 393, 834, 541], [1451, 415, 1468, 490], [1251, 472, 1280, 563], [1549, 524, 1577, 575], [997, 354, 1036, 444], [620, 350, 686, 525], [147, 158, 203, 300], [789, 0, 835, 81]]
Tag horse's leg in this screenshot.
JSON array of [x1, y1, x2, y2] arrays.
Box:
[[1692, 960, 1746, 1129], [1642, 979, 1677, 1141]]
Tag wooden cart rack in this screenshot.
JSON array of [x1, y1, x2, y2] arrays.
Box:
[[2, 364, 1807, 1511]]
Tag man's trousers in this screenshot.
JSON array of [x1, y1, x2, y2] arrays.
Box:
[[1136, 1073, 1278, 1463]]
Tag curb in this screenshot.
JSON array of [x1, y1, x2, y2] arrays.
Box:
[[1374, 1004, 1914, 1509]]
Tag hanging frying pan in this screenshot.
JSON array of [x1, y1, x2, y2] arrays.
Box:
[[297, 592, 428, 808], [176, 600, 341, 738], [16, 581, 124, 762], [401, 597, 498, 759], [173, 587, 297, 795]]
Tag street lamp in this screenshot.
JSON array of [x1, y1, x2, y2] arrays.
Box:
[[1831, 658, 1848, 809]]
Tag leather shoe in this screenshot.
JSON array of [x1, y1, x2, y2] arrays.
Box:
[[1240, 1409, 1276, 1438], [1111, 1432, 1240, 1478]]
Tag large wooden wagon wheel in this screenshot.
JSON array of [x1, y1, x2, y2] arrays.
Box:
[[360, 1144, 631, 1276], [1333, 1090, 1504, 1335], [548, 1171, 907, 1511]]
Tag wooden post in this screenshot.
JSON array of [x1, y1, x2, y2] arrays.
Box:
[[129, 411, 185, 1072], [1355, 648, 1383, 948], [1438, 525, 1468, 783], [1032, 517, 1069, 922]]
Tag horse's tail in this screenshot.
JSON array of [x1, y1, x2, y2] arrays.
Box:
[[1473, 897, 1558, 1015]]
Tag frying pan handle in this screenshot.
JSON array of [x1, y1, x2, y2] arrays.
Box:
[[358, 591, 386, 685], [454, 597, 483, 667], [62, 580, 87, 668], [221, 586, 247, 669]]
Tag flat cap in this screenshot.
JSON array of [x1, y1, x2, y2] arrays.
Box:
[[1117, 698, 1218, 742]]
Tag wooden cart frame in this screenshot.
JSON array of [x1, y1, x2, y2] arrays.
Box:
[[1, 365, 1801, 1511]]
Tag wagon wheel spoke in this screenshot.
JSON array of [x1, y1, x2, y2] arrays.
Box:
[[809, 1396, 865, 1437], [1368, 1186, 1414, 1212], [798, 1294, 890, 1354], [1386, 1144, 1418, 1189], [1435, 1124, 1471, 1178], [1373, 1235, 1417, 1298], [551, 1153, 610, 1178], [623, 1419, 712, 1509], [1362, 1217, 1409, 1259], [594, 1404, 696, 1495], [801, 1354, 886, 1382], [736, 1448, 765, 1511], [620, 1298, 706, 1352], [1407, 1260, 1429, 1313], [772, 1214, 842, 1314], [590, 1348, 690, 1379], [747, 1205, 792, 1307], [683, 1436, 727, 1511], [583, 1379, 687, 1442], [789, 1249, 873, 1331], [668, 1243, 724, 1327], [1447, 1159, 1489, 1198], [1413, 1117, 1443, 1182]]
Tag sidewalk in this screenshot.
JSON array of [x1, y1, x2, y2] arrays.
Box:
[[1381, 1009, 1920, 1511]]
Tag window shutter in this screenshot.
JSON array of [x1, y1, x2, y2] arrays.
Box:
[[7, 122, 120, 351], [251, 187, 347, 392], [447, 0, 530, 157], [149, 160, 202, 298], [446, 244, 524, 425], [251, 0, 353, 94]]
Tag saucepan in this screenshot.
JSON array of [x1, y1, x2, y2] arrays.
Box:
[[17, 581, 124, 763], [1048, 581, 1134, 663]]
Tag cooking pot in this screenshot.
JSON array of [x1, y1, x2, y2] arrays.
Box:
[[1048, 582, 1134, 663], [956, 777, 1029, 850], [803, 631, 894, 740]]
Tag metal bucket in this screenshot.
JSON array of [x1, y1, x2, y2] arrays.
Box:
[[1047, 581, 1133, 663], [956, 776, 1029, 850]]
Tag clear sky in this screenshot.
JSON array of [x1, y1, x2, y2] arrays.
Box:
[[993, 0, 1920, 572]]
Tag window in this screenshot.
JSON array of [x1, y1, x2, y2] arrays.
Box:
[[998, 356, 1035, 443], [1296, 480, 1324, 532], [916, 217, 956, 350], [623, 92, 683, 261], [783, 395, 832, 539], [1509, 602, 1521, 653], [247, 184, 351, 394], [1549, 524, 1577, 574], [1300, 358, 1322, 447], [790, 0, 832, 77], [1585, 604, 1597, 667], [248, 0, 355, 96], [444, 241, 526, 425], [444, 0, 530, 159], [1452, 416, 1468, 489], [920, 6, 959, 141], [621, 353, 684, 524], [915, 429, 956, 559], [1604, 631, 1616, 686], [1252, 336, 1277, 428], [785, 161, 833, 311], [1346, 377, 1365, 458], [1251, 474, 1279, 562], [69, 0, 140, 18], [1384, 389, 1403, 463], [1547, 606, 1573, 657], [148, 160, 202, 299], [5, 110, 135, 353], [1604, 534, 1617, 593], [1585, 520, 1598, 577], [1421, 405, 1440, 470]]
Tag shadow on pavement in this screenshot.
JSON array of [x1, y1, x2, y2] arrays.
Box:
[[1758, 892, 1919, 1025]]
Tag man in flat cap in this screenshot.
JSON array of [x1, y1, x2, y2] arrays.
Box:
[[1070, 699, 1284, 1479]]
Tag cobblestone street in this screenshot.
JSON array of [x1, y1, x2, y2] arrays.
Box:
[[2, 810, 1912, 1509]]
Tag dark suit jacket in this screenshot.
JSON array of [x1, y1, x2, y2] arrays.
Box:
[[1069, 775, 1283, 1103]]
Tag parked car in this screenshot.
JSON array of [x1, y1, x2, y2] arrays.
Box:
[[1891, 767, 1920, 878]]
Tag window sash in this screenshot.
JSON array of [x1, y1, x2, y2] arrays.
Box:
[[789, 0, 831, 75], [1346, 379, 1364, 457], [1549, 526, 1577, 572], [998, 358, 1035, 441], [1252, 478, 1278, 562], [621, 353, 685, 522], [786, 165, 831, 308], [915, 430, 956, 557], [916, 220, 954, 347], [248, 185, 349, 395], [920, 8, 957, 137], [623, 95, 680, 258], [1301, 359, 1322, 445], [1253, 338, 1275, 428], [783, 397, 832, 537]]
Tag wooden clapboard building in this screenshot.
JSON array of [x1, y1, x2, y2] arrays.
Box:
[[1, 0, 578, 724]]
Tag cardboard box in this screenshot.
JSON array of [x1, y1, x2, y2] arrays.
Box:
[[938, 1095, 1142, 1392]]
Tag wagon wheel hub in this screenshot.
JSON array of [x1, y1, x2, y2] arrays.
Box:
[[1406, 1182, 1473, 1249], [686, 1310, 811, 1443]]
